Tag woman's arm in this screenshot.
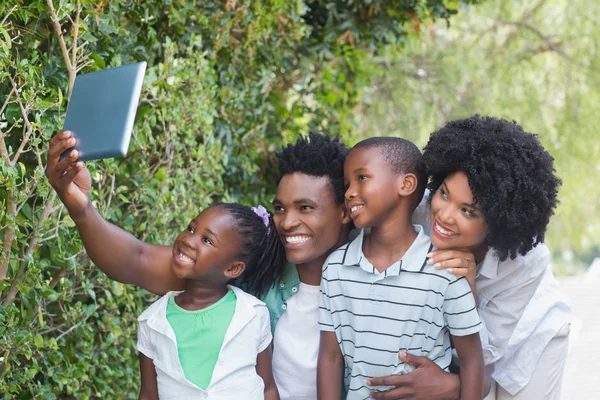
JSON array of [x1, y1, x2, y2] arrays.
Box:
[[317, 331, 343, 400], [256, 346, 280, 400], [45, 131, 184, 294], [453, 334, 484, 400], [139, 353, 159, 400]]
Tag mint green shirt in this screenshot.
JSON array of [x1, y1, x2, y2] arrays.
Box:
[[166, 289, 236, 390], [260, 263, 301, 336]]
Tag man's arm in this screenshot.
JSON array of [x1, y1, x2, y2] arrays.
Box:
[[45, 131, 184, 294], [139, 353, 159, 400], [367, 352, 492, 400], [317, 331, 343, 400], [256, 346, 280, 400], [368, 352, 460, 400], [453, 334, 484, 400]]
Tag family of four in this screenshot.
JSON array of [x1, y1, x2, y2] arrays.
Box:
[[45, 115, 571, 400]]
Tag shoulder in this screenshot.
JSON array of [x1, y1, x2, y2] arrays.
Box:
[[325, 241, 352, 264], [322, 241, 353, 276], [230, 285, 266, 308], [138, 291, 181, 322], [419, 263, 463, 286], [497, 243, 550, 279]]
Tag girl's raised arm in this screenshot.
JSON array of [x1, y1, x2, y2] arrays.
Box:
[[45, 131, 184, 294]]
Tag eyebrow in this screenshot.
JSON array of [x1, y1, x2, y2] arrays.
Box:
[[442, 182, 479, 210], [273, 197, 319, 206], [352, 167, 369, 173], [206, 227, 220, 242], [293, 198, 318, 206]]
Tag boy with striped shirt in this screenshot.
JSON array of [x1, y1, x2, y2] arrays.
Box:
[[317, 138, 484, 400]]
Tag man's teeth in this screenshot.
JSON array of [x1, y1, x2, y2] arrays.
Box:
[[436, 222, 457, 236], [286, 236, 310, 244], [351, 205, 363, 213], [178, 253, 194, 263]]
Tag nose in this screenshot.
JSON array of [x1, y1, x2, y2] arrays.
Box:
[[345, 183, 356, 202], [436, 202, 455, 225], [179, 235, 196, 248], [278, 211, 300, 232]]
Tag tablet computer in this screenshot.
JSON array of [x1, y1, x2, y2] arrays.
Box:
[[61, 61, 146, 161]]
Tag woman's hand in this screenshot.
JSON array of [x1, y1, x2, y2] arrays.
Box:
[[428, 249, 477, 294]]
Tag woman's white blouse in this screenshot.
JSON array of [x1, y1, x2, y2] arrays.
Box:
[[414, 196, 571, 395]]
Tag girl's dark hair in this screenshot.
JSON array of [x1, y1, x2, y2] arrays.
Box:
[[211, 203, 285, 298]]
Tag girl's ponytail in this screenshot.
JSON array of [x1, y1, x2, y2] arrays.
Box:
[[214, 203, 285, 298], [244, 211, 286, 298]]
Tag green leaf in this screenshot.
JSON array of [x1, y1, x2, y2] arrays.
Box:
[[34, 335, 43, 348]]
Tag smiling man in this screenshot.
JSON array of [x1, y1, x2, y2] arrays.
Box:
[[265, 133, 351, 399]]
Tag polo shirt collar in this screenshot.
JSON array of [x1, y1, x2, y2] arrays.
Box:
[[343, 225, 432, 273]]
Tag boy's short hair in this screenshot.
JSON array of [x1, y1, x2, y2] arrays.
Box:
[[277, 131, 349, 205], [352, 137, 427, 206]]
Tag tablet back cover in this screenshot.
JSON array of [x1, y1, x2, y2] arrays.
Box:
[[63, 62, 146, 161]]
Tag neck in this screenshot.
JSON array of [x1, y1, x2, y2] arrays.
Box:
[[176, 280, 228, 311], [296, 225, 351, 286], [296, 259, 323, 286], [365, 213, 417, 266], [473, 244, 489, 265]]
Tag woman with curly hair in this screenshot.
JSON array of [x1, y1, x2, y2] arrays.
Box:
[[418, 115, 571, 399]]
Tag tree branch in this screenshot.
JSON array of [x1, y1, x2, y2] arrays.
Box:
[[0, 194, 16, 280], [2, 192, 57, 306], [8, 76, 34, 167], [71, 0, 81, 68], [45, 0, 76, 97]]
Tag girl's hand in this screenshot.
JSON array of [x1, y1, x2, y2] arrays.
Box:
[[427, 249, 477, 288]]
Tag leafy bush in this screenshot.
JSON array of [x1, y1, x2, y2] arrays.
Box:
[[0, 0, 475, 397]]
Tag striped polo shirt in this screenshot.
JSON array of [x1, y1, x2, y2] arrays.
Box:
[[319, 225, 482, 399]]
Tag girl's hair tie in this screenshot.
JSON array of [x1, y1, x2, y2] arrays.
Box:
[[251, 205, 271, 234]]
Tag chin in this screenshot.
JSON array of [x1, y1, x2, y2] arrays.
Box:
[[430, 236, 446, 250], [285, 252, 308, 265], [171, 263, 190, 279], [351, 217, 370, 229], [286, 250, 323, 266]]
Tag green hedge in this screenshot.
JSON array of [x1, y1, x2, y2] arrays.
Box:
[[0, 1, 475, 397]]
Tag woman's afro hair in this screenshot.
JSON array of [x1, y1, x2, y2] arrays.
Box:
[[421, 115, 561, 261]]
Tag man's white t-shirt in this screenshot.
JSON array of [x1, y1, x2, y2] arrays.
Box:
[[272, 282, 321, 400]]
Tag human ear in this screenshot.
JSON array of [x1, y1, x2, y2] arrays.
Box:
[[397, 173, 418, 196], [224, 261, 246, 279]]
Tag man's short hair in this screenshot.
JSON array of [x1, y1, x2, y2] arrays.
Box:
[[277, 131, 349, 205]]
